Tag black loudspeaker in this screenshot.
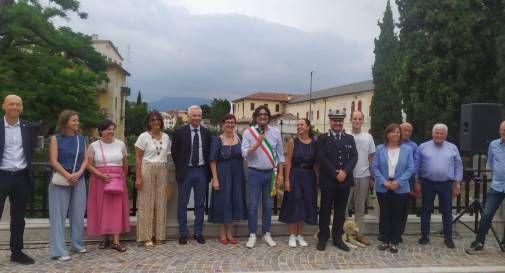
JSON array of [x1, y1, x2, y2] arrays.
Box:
[[460, 103, 503, 153]]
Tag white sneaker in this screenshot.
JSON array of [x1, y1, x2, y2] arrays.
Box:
[[76, 248, 87, 253], [288, 234, 297, 247], [57, 256, 71, 261], [263, 232, 277, 247], [296, 235, 308, 247], [246, 234, 256, 248]]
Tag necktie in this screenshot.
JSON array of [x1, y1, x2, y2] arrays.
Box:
[[191, 129, 200, 166], [335, 134, 341, 141]]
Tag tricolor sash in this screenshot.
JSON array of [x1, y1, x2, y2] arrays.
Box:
[[248, 126, 278, 196]]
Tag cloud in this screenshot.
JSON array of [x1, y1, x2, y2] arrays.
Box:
[[56, 0, 379, 102]]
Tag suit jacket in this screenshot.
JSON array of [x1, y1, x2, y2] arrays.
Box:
[[372, 143, 414, 194], [171, 124, 212, 183], [0, 118, 38, 185], [316, 131, 358, 189]]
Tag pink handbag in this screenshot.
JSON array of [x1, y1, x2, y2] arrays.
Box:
[[98, 141, 124, 194]]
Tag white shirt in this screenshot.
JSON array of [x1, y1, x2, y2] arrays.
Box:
[[189, 125, 204, 166], [88, 139, 127, 167], [135, 132, 171, 163], [0, 117, 27, 171], [349, 131, 375, 178], [387, 147, 400, 178]]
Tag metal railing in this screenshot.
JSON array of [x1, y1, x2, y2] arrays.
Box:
[[25, 163, 487, 219]]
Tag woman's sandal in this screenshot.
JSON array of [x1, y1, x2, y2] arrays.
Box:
[[111, 242, 127, 252], [99, 238, 111, 249]]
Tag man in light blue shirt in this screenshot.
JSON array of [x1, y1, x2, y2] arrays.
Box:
[[417, 123, 463, 249], [241, 105, 285, 248], [466, 120, 505, 254]]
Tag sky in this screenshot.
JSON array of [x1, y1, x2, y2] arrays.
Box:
[[55, 0, 397, 102]]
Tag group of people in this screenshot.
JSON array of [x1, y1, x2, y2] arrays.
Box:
[[1, 93, 505, 265]]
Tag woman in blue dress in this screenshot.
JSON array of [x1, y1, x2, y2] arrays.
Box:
[[279, 118, 318, 247], [209, 113, 247, 244]]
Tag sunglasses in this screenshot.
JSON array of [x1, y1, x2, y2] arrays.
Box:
[[150, 118, 162, 122]]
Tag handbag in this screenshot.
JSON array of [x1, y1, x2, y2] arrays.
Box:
[[51, 135, 79, 186], [99, 140, 124, 194]]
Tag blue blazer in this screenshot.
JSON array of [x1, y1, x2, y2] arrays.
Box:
[[0, 118, 38, 186], [372, 143, 414, 194]]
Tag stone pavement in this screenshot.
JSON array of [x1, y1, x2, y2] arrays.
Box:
[[1, 235, 505, 273]]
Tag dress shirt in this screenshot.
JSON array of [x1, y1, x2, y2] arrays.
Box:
[[487, 138, 505, 192], [402, 139, 419, 173], [418, 140, 463, 182], [189, 125, 204, 166], [241, 125, 285, 170], [0, 117, 27, 171]]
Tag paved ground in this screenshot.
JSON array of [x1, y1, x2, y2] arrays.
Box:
[[1, 235, 505, 273]]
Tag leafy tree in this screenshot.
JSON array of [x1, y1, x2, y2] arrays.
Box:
[[209, 98, 230, 125], [0, 0, 106, 134], [174, 116, 184, 128], [371, 0, 402, 141], [200, 104, 210, 119], [395, 0, 503, 142], [125, 101, 147, 137]]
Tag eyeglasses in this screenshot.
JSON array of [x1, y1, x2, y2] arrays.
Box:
[[257, 113, 269, 117], [150, 118, 162, 122], [224, 121, 236, 124]]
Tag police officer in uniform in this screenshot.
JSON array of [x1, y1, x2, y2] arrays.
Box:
[[316, 110, 358, 251]]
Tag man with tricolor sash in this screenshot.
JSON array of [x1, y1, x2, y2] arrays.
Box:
[[241, 105, 285, 249], [316, 109, 358, 252]]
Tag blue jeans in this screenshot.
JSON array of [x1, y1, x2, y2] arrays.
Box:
[[420, 178, 453, 239], [247, 169, 273, 234], [177, 167, 207, 236], [476, 188, 505, 244]]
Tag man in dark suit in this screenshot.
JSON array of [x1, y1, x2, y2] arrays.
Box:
[[171, 105, 211, 245], [316, 110, 358, 252], [0, 95, 37, 264]]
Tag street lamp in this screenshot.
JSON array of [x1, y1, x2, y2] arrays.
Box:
[[308, 71, 313, 121]]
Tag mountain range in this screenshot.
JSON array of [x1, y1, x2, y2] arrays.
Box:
[[147, 97, 212, 111]]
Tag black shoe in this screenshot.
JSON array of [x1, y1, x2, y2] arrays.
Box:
[[444, 239, 455, 249], [333, 239, 350, 252], [11, 252, 35, 265], [377, 242, 389, 251], [179, 235, 188, 245], [316, 240, 326, 251], [418, 236, 429, 245], [465, 242, 484, 255], [398, 236, 403, 244], [194, 234, 205, 244], [389, 244, 399, 253]]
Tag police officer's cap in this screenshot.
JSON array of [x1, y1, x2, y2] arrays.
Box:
[[328, 109, 346, 121]]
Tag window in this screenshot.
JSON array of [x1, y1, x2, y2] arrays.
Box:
[[115, 97, 118, 111], [233, 104, 235, 113], [306, 112, 308, 119], [351, 101, 355, 113], [275, 104, 279, 112], [358, 100, 362, 111], [250, 103, 255, 110], [264, 104, 268, 108], [297, 112, 299, 118], [369, 104, 372, 117], [316, 110, 320, 120]]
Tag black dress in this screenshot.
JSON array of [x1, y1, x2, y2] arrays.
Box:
[[208, 136, 247, 223], [279, 138, 317, 225]]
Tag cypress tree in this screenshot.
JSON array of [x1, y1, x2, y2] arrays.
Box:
[[371, 0, 402, 141]]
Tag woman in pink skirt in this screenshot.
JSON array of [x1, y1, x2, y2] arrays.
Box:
[[86, 119, 130, 252]]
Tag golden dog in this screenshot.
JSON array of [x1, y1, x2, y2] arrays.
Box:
[[313, 219, 367, 249]]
